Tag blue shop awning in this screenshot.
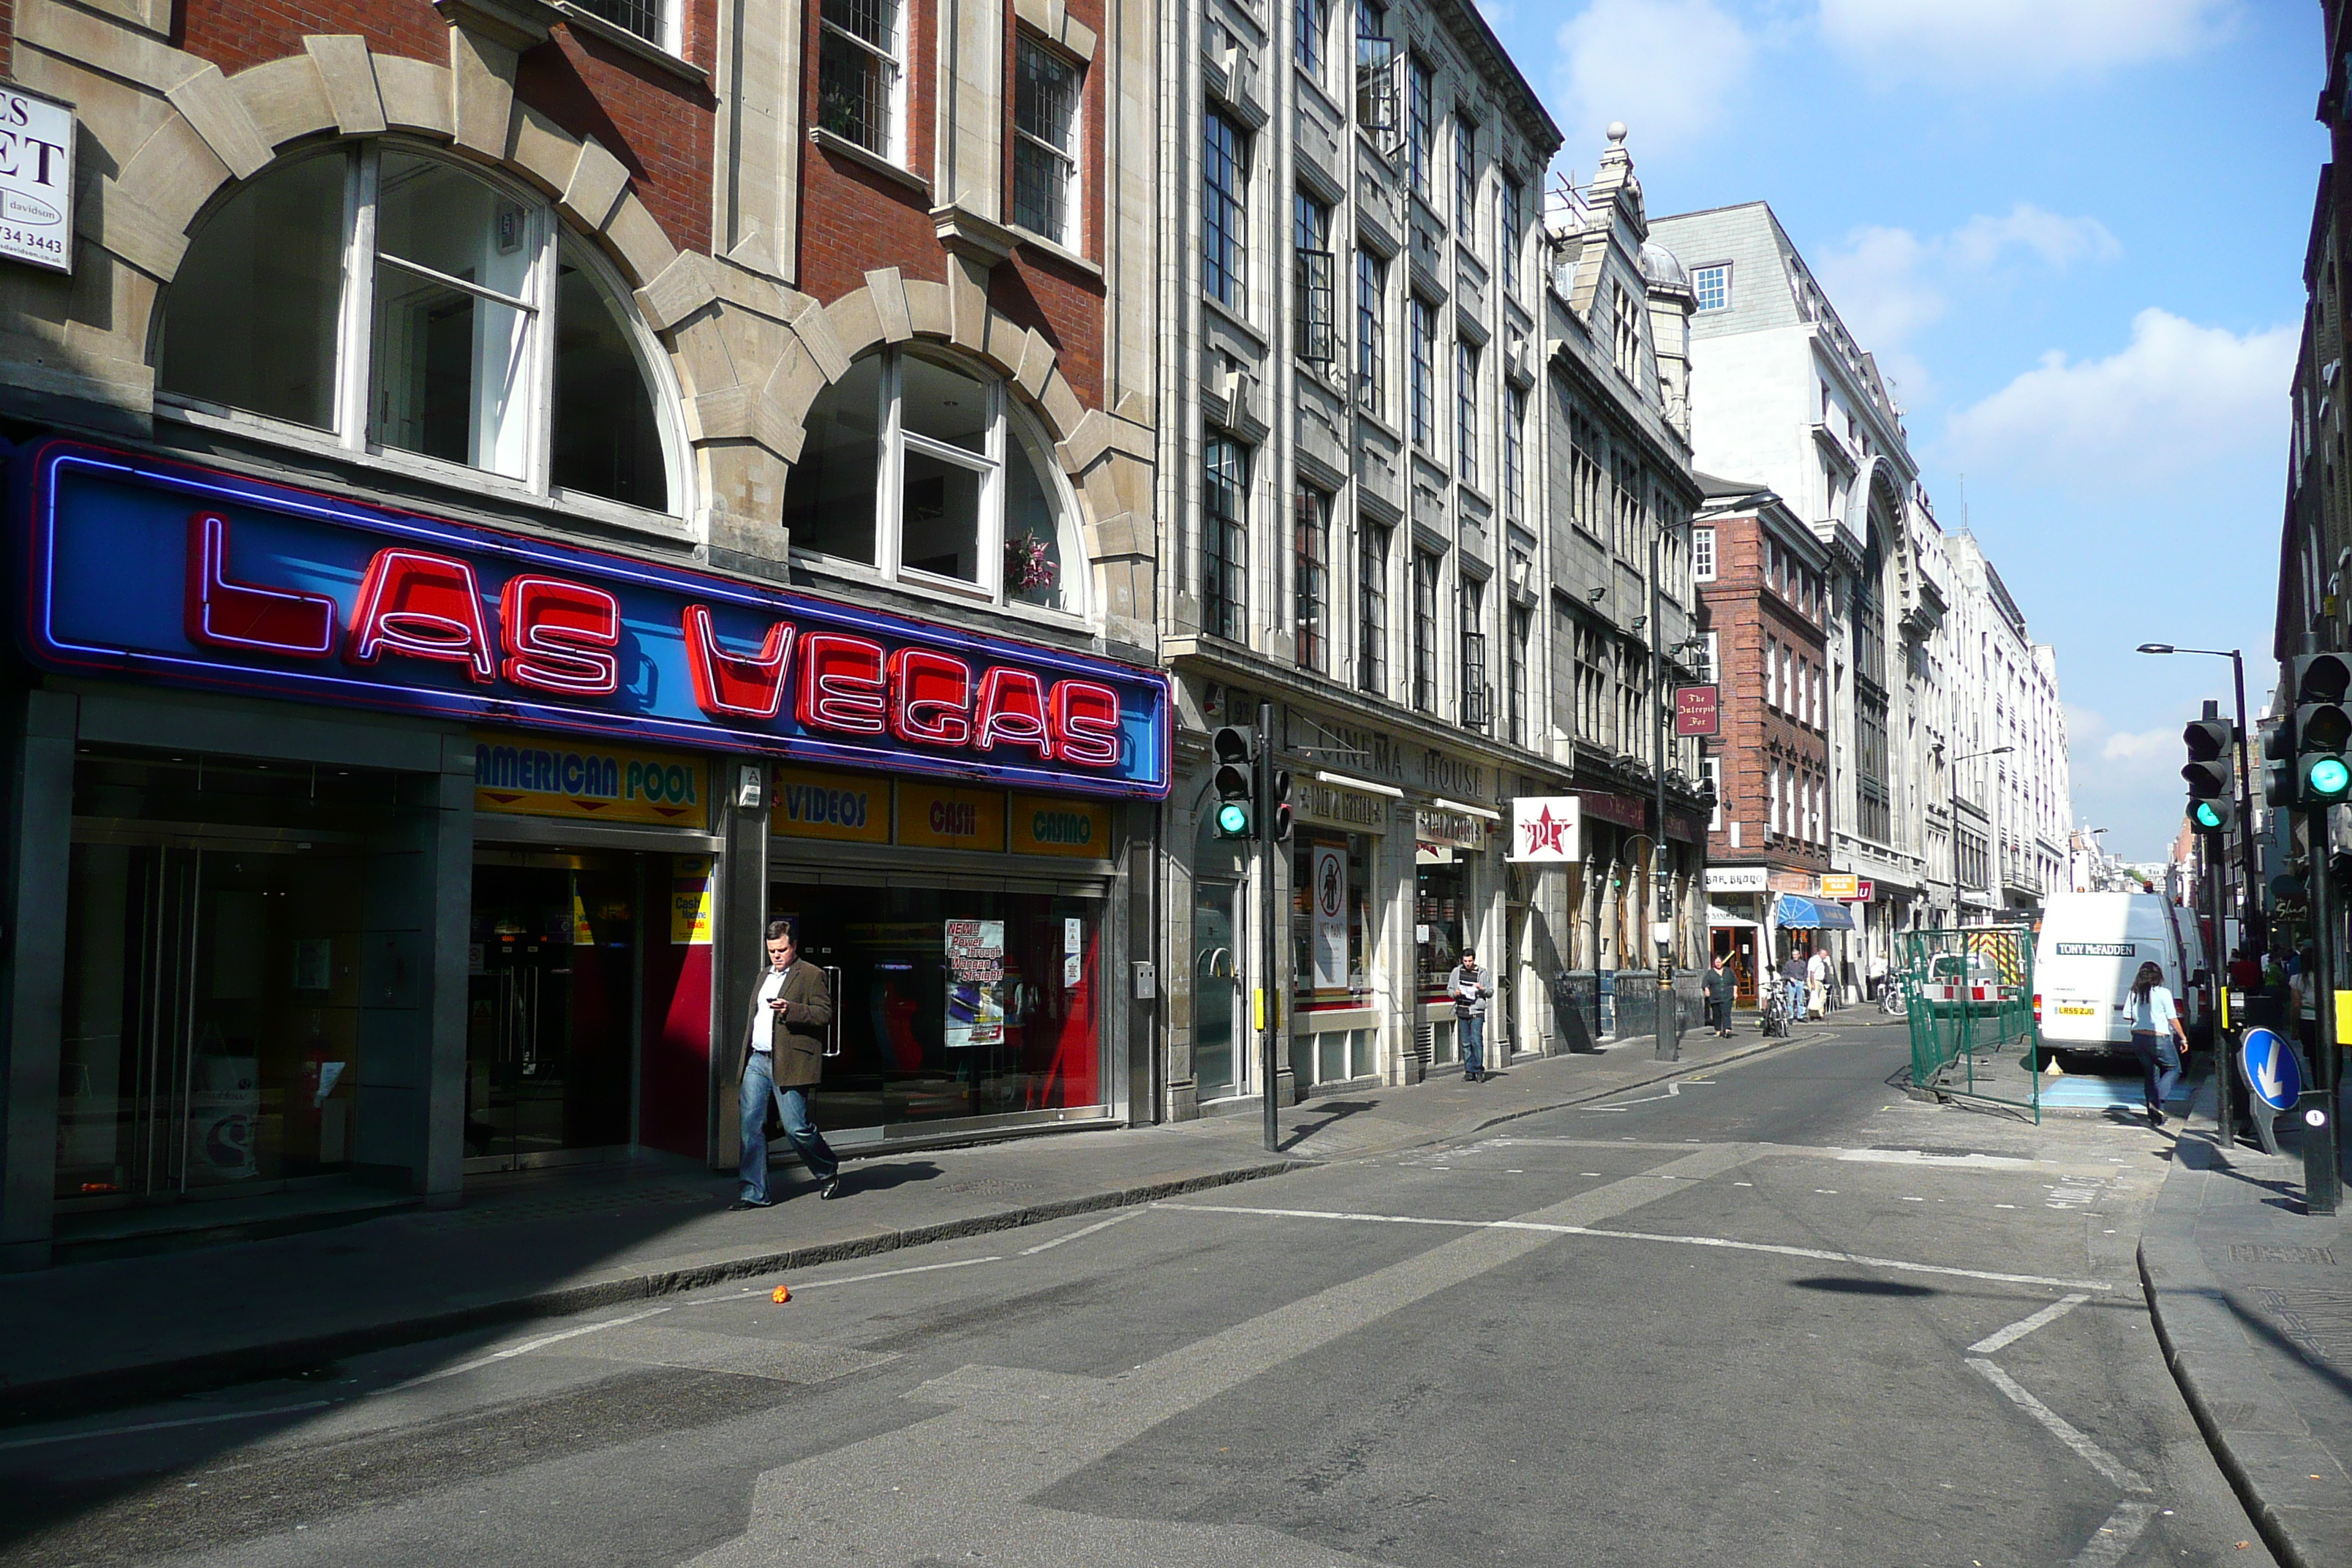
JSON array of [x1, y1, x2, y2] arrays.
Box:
[[1774, 894, 1855, 931]]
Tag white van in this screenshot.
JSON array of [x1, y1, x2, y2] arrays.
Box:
[[2032, 892, 2206, 1060]]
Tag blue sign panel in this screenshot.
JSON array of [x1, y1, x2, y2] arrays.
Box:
[[2239, 1027, 2303, 1112], [10, 440, 1171, 799]]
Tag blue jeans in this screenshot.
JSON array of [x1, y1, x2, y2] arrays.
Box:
[[2131, 1030, 2182, 1115], [739, 1051, 837, 1202], [1784, 979, 1807, 1021], [1459, 1014, 1485, 1077]]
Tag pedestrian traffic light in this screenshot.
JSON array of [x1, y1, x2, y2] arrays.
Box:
[[2181, 716, 2233, 803], [1212, 725, 1256, 838], [2291, 653, 2352, 805], [1269, 766, 1294, 843]]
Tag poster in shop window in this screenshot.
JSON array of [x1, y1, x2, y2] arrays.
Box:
[[1311, 845, 1348, 992], [943, 919, 1006, 1049]]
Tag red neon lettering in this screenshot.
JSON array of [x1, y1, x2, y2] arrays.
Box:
[[795, 633, 889, 736], [973, 666, 1052, 758], [500, 577, 620, 696], [1049, 679, 1124, 768], [682, 604, 796, 719], [886, 648, 973, 747], [345, 549, 495, 682], [181, 512, 337, 658]]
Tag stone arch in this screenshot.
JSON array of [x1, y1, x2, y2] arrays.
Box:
[[88, 36, 681, 424]]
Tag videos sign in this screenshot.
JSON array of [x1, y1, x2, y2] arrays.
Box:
[[11, 441, 1170, 799]]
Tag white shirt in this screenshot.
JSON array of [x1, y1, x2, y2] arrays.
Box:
[[2130, 985, 2178, 1035], [752, 968, 787, 1052]]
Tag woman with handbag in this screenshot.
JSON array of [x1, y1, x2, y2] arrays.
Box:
[[2126, 960, 2188, 1129]]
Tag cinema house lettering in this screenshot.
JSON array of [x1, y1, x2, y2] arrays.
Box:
[[17, 442, 1172, 799]]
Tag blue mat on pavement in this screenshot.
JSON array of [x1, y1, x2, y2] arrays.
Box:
[[2036, 1069, 2193, 1111]]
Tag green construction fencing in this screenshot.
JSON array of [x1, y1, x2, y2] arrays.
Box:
[[1899, 926, 2040, 1121]]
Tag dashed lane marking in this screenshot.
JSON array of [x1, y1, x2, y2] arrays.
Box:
[[1020, 1211, 1142, 1255]]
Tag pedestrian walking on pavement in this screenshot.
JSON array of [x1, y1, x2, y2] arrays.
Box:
[[735, 916, 843, 1207], [2126, 959, 2188, 1129], [1451, 948, 1492, 1082], [1780, 949, 1810, 1023], [1704, 954, 1737, 1037], [1806, 948, 1830, 1017]]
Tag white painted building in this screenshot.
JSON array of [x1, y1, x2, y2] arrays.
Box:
[[1943, 534, 2074, 916]]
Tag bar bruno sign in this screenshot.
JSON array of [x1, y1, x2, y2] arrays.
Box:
[[12, 441, 1172, 799]]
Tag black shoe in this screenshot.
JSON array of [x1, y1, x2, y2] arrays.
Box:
[[731, 1196, 774, 1210], [2149, 1109, 2166, 1128], [818, 1177, 844, 1199]]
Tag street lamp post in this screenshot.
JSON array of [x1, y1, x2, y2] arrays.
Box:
[[1939, 745, 2013, 926], [2138, 644, 2255, 1152], [2136, 645, 2261, 952]]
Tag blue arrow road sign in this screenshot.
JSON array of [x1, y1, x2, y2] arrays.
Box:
[[2240, 1028, 2304, 1112]]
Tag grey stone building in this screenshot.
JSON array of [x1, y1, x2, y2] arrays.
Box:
[[1153, 0, 1710, 1117]]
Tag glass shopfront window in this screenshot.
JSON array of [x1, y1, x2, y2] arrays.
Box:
[[1415, 855, 1467, 1000], [1292, 832, 1373, 1006], [57, 753, 430, 1207], [773, 883, 1102, 1130]]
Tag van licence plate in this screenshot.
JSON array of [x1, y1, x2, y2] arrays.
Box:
[[2057, 1006, 2097, 1017]]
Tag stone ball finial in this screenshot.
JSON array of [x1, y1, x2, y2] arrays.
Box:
[[1607, 121, 1627, 144]]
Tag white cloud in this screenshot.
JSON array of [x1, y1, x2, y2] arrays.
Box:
[[1947, 308, 2296, 482], [1818, 0, 2238, 83], [2100, 725, 2182, 766], [1817, 205, 2119, 358], [1551, 0, 1754, 160]]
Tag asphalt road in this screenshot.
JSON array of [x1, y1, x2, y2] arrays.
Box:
[[0, 1017, 2276, 1567]]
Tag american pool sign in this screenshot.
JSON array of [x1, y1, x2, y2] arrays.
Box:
[[10, 440, 1172, 799]]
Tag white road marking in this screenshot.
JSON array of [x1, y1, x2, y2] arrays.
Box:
[[399, 1306, 674, 1387], [790, 1256, 1003, 1289], [1155, 1202, 2113, 1292], [1970, 1293, 2091, 1354], [1836, 1148, 2037, 1170], [1967, 1357, 2149, 1492], [1020, 1211, 1142, 1254], [0, 1401, 333, 1451], [1588, 1079, 1715, 1109], [2066, 1499, 2159, 1567]]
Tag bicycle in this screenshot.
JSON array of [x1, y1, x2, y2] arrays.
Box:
[[1877, 977, 1907, 1018], [1760, 986, 1793, 1038]]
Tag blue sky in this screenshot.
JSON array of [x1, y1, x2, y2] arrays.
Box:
[[1477, 0, 2324, 864]]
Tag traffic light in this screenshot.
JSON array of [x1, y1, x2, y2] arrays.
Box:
[[1212, 725, 1255, 838], [2264, 718, 2296, 807], [2190, 798, 2239, 834], [2291, 653, 2352, 805], [1269, 766, 1294, 843], [2182, 716, 2233, 800]]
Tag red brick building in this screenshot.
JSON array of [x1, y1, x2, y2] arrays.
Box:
[[1692, 476, 1833, 1003], [0, 0, 1164, 1267]]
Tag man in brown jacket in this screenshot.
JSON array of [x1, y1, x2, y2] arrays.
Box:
[[734, 916, 842, 1207]]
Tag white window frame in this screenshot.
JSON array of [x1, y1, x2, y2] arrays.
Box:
[[1693, 262, 1730, 313], [1691, 525, 1716, 582], [788, 348, 1092, 619], [1701, 754, 1722, 831], [1011, 31, 1084, 250], [1698, 630, 1719, 685], [818, 0, 908, 165], [154, 140, 687, 527]]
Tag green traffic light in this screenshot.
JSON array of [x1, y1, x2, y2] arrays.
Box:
[[2313, 757, 2352, 799], [2193, 801, 2225, 829], [1216, 802, 1252, 835]]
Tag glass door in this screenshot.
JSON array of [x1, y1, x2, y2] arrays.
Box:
[[1192, 879, 1243, 1100], [467, 853, 639, 1167]]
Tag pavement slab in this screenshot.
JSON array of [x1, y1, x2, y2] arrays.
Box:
[[2140, 1080, 2352, 1568]]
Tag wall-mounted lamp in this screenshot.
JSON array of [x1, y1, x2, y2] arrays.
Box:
[[1587, 587, 1607, 603]]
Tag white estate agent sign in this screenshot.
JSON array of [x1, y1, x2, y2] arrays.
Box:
[[0, 86, 75, 274]]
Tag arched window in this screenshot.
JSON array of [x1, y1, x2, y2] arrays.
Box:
[[157, 143, 679, 516], [783, 348, 1086, 614]]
